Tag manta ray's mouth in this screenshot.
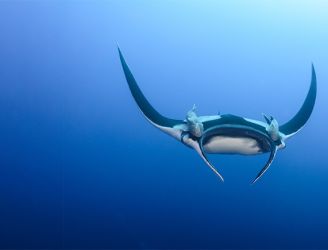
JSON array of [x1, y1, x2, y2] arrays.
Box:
[[203, 135, 263, 155], [201, 126, 272, 155]]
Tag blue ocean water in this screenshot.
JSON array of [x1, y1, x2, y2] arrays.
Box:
[[0, 1, 327, 249]]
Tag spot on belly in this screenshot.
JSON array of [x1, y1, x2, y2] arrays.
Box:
[[203, 136, 262, 155]]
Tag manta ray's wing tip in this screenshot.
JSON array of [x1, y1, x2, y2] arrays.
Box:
[[311, 63, 316, 75], [117, 44, 122, 54], [311, 63, 316, 79], [117, 43, 124, 57]]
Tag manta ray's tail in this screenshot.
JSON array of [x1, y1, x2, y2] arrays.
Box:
[[280, 65, 317, 137]]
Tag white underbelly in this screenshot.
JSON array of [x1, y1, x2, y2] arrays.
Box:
[[203, 136, 261, 155]]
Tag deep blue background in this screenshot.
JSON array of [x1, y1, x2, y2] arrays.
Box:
[[0, 1, 327, 249]]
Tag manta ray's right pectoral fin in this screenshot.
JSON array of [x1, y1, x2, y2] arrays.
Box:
[[279, 65, 317, 138]]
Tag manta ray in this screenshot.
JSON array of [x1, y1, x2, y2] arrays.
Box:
[[118, 47, 317, 183]]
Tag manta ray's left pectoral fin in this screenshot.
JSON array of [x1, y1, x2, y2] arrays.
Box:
[[252, 146, 277, 184]]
